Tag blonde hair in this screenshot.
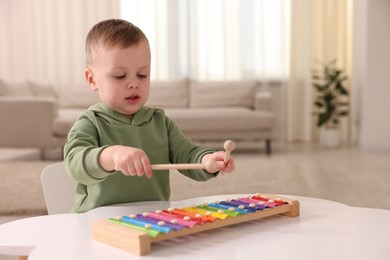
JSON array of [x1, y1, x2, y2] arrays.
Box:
[[85, 19, 148, 66]]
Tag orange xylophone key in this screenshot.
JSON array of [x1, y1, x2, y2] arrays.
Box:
[[147, 211, 197, 228], [159, 210, 206, 225], [167, 209, 216, 224]]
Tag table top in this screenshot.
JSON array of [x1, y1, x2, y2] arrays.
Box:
[[1, 194, 390, 260]]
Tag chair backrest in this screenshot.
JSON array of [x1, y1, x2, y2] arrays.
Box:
[[0, 243, 36, 260], [41, 162, 77, 215]]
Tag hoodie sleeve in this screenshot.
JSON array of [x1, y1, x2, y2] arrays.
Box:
[[165, 116, 218, 182], [64, 112, 114, 185]]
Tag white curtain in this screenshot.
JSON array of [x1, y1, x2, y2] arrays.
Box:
[[0, 0, 120, 83], [121, 0, 290, 82]]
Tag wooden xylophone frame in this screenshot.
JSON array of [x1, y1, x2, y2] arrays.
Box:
[[92, 194, 300, 256]]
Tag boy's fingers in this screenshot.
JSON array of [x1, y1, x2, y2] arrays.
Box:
[[145, 169, 153, 179], [141, 157, 153, 179], [134, 161, 145, 177], [143, 163, 152, 178], [127, 165, 137, 176], [221, 159, 235, 173]]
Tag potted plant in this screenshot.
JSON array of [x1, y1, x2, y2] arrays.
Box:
[[312, 59, 349, 147]]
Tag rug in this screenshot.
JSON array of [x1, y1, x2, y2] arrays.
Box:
[[0, 161, 58, 215]]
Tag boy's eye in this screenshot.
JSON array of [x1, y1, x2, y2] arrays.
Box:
[[138, 74, 147, 79], [114, 74, 126, 79]]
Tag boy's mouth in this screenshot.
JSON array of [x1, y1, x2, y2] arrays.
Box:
[[125, 94, 140, 103]]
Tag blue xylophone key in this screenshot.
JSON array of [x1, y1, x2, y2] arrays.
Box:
[[121, 215, 171, 234], [208, 202, 248, 214], [226, 200, 258, 212], [218, 201, 251, 213], [230, 199, 266, 211]]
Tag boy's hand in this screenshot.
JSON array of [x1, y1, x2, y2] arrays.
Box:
[[201, 151, 235, 174], [100, 145, 152, 178]]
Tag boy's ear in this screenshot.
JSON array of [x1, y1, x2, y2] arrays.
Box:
[[85, 68, 98, 91]]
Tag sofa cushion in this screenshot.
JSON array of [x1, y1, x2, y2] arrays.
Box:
[[53, 108, 85, 136], [29, 81, 57, 97], [165, 107, 273, 132], [0, 79, 33, 96], [146, 79, 188, 108], [57, 83, 100, 108], [190, 80, 257, 108]]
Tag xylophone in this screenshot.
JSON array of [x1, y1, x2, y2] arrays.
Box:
[[92, 193, 300, 255]]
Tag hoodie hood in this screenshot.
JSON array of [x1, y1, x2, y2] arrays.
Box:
[[88, 103, 156, 127]]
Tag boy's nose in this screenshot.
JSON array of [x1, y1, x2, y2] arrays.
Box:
[[127, 83, 139, 89]]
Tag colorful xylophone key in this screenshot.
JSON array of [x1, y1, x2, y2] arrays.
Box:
[[250, 194, 287, 206], [167, 208, 215, 224]]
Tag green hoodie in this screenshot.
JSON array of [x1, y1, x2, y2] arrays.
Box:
[[64, 103, 216, 213]]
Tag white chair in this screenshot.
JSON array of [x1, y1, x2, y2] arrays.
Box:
[[41, 162, 77, 215], [0, 243, 36, 260]]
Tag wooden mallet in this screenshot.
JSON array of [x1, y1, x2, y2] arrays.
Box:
[[223, 140, 235, 165], [151, 140, 235, 174], [221, 140, 235, 175], [151, 160, 219, 173]]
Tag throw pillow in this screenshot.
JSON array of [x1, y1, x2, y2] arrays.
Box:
[[190, 80, 257, 108]]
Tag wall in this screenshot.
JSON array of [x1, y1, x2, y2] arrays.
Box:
[[354, 0, 390, 149]]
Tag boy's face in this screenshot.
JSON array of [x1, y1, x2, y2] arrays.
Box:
[[85, 39, 151, 118]]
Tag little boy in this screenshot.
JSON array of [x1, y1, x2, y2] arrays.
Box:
[[64, 19, 235, 213]]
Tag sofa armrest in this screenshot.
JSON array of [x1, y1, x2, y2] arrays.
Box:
[[254, 91, 273, 111], [0, 96, 59, 148]]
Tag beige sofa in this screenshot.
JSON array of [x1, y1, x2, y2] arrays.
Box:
[[0, 78, 274, 158]]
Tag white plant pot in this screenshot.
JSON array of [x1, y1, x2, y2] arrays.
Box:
[[319, 128, 341, 148]]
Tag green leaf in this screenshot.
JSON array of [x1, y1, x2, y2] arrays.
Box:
[[338, 111, 349, 116], [323, 92, 336, 102], [313, 83, 325, 92], [335, 81, 349, 95], [314, 101, 323, 107], [337, 102, 349, 106], [317, 112, 331, 127]]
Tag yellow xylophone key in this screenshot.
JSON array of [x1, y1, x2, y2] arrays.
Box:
[[197, 205, 240, 217], [183, 207, 228, 220]]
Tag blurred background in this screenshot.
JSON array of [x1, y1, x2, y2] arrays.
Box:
[[1, 0, 389, 146]]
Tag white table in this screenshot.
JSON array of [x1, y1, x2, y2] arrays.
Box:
[[1, 194, 390, 260]]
